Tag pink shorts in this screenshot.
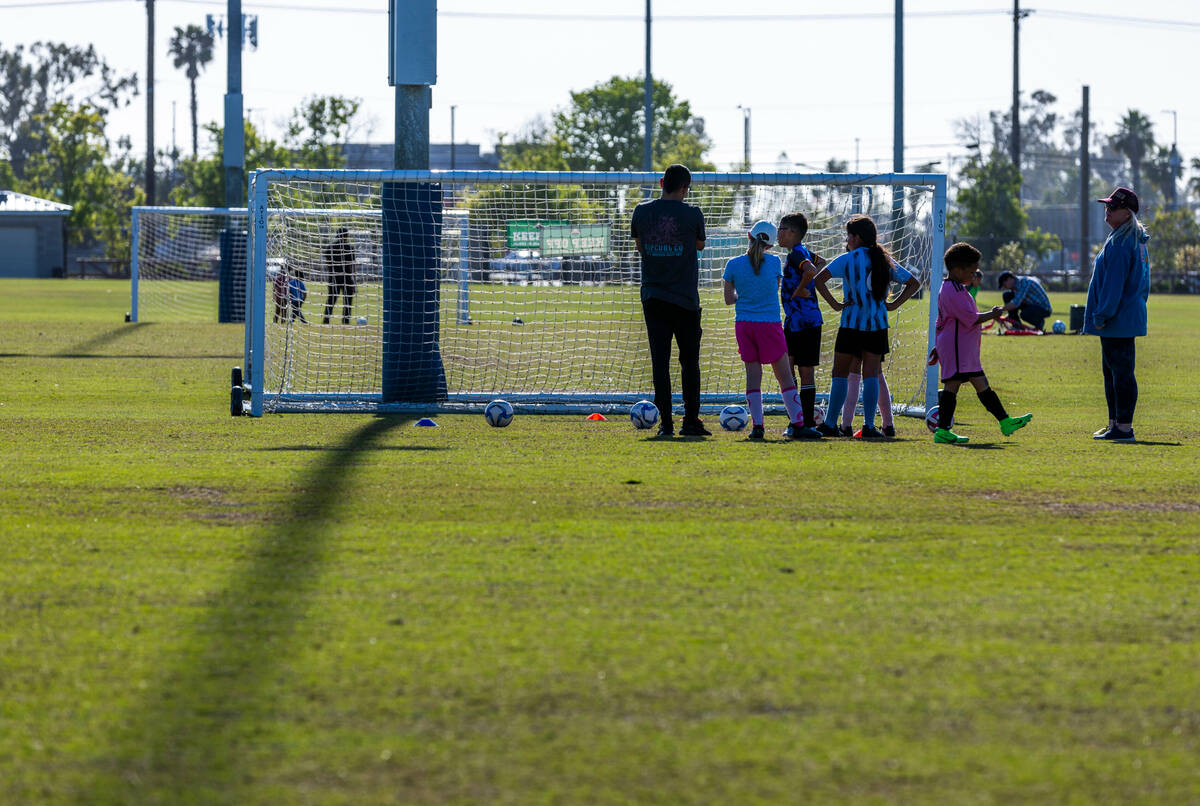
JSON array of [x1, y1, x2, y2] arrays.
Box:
[[735, 320, 788, 364]]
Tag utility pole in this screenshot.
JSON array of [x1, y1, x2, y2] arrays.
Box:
[[737, 106, 751, 170], [643, 0, 652, 172], [145, 0, 155, 205], [224, 0, 245, 208], [1011, 1, 1032, 180], [1080, 85, 1090, 276], [450, 105, 457, 170], [1163, 109, 1180, 208]]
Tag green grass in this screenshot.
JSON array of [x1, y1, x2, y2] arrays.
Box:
[[2, 278, 1199, 805]]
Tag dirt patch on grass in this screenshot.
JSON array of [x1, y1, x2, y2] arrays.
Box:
[[156, 485, 264, 522], [977, 490, 1200, 515], [165, 485, 234, 504]]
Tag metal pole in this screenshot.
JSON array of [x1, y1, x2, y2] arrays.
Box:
[[894, 0, 903, 174], [224, 0, 244, 208], [1080, 85, 1090, 278], [450, 105, 457, 170], [395, 86, 431, 169], [643, 0, 652, 171], [1164, 109, 1179, 208], [893, 0, 904, 234], [145, 0, 155, 206], [743, 108, 751, 170]]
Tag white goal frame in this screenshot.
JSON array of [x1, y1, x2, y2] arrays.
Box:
[[243, 169, 946, 418]]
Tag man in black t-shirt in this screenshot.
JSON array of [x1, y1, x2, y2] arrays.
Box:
[[631, 164, 708, 436]]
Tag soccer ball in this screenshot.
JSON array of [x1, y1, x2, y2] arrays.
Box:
[[356, 315, 368, 325], [810, 405, 826, 427], [720, 405, 749, 432], [629, 400, 659, 429], [1052, 319, 1066, 334], [925, 405, 953, 434], [484, 399, 514, 427]]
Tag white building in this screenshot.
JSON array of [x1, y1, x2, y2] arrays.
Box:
[[0, 191, 72, 278]]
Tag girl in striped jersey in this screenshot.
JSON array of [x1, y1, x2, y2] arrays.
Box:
[[812, 214, 920, 439]]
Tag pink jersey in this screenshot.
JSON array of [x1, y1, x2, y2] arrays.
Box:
[[935, 279, 984, 380]]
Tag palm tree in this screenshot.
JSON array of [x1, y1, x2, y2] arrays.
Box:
[[1109, 110, 1157, 195], [168, 25, 215, 158]]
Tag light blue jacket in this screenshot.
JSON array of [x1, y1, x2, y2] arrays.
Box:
[[1083, 218, 1150, 338]]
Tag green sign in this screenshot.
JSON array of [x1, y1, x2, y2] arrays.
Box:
[[539, 224, 611, 257], [505, 220, 568, 250]]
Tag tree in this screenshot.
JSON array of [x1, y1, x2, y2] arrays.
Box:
[[20, 101, 143, 257], [283, 95, 362, 169], [1109, 110, 1157, 197], [170, 120, 291, 208], [496, 117, 568, 171], [951, 149, 1027, 262], [499, 76, 715, 172], [167, 25, 215, 158], [1142, 208, 1200, 273], [0, 42, 137, 180]]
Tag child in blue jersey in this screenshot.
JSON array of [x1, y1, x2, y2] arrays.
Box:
[[722, 220, 808, 440], [776, 212, 825, 439], [812, 214, 921, 439]]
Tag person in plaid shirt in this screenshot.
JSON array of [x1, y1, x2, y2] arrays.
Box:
[[997, 270, 1052, 331]]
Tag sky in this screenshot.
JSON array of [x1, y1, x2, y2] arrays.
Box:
[[2, 0, 1199, 181]]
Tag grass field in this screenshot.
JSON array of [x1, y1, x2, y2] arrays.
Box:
[[2, 278, 1199, 805]]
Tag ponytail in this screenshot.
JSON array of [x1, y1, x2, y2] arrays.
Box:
[[846, 214, 893, 301], [747, 237, 767, 274]]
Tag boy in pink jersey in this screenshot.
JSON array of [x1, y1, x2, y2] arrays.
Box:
[[929, 243, 1032, 444]]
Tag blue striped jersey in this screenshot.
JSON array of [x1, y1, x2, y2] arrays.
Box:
[[823, 247, 913, 332]]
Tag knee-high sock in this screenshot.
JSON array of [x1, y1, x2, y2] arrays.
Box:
[[800, 385, 817, 427], [878, 373, 893, 428], [862, 376, 879, 429], [938, 389, 957, 430], [842, 372, 861, 427], [977, 387, 1009, 421], [780, 385, 802, 424], [746, 389, 764, 426], [827, 377, 849, 428]]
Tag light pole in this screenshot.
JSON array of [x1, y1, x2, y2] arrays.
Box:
[[450, 105, 457, 170], [1163, 109, 1180, 208], [737, 105, 750, 170]]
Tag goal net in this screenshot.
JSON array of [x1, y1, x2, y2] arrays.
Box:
[[130, 206, 249, 323], [243, 170, 946, 417]]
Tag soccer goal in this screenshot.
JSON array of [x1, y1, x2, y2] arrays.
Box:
[[240, 170, 946, 417], [129, 206, 249, 323]]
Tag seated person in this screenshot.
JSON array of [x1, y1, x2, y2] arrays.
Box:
[[997, 270, 1052, 331]]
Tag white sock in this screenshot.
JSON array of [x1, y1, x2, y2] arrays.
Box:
[[780, 385, 802, 424], [746, 389, 763, 426]]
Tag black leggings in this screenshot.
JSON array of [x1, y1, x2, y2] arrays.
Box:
[[642, 297, 702, 422]]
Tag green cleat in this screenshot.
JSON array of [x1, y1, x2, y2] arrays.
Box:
[[1000, 413, 1033, 436], [934, 427, 969, 444]]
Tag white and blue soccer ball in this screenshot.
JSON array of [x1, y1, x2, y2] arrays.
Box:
[[925, 405, 953, 434], [720, 404, 749, 432], [629, 400, 659, 429], [484, 399, 514, 428], [1052, 319, 1067, 334]]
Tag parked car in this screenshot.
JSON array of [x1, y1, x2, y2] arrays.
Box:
[[487, 249, 563, 281]]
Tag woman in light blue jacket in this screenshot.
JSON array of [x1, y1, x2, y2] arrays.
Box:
[[1083, 187, 1150, 442]]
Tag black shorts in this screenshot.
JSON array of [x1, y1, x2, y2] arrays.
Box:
[[943, 370, 986, 383], [785, 326, 822, 367], [834, 327, 890, 358]]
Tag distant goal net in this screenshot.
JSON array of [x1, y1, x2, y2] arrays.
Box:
[[129, 206, 249, 323], [242, 170, 946, 417]]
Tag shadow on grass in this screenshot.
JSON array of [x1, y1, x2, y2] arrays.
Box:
[[1104, 440, 1184, 447], [259, 443, 445, 452], [55, 323, 154, 358], [80, 414, 412, 805]]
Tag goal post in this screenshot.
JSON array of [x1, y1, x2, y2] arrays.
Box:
[[129, 206, 250, 323], [242, 169, 946, 418]]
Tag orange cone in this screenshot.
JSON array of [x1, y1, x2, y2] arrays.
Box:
[[586, 412, 607, 421]]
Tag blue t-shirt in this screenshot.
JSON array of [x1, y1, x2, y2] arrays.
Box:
[[781, 244, 822, 331], [823, 247, 913, 332], [722, 253, 783, 322]]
